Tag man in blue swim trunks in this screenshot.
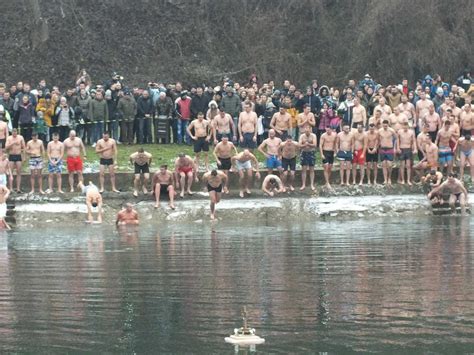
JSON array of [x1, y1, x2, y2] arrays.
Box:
[[238, 102, 258, 151], [454, 134, 474, 181], [435, 120, 456, 175], [258, 129, 283, 174], [336, 124, 354, 185], [378, 120, 397, 186]]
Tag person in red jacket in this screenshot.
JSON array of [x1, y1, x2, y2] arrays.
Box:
[[175, 91, 192, 144]]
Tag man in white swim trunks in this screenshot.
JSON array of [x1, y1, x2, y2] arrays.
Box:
[[231, 149, 260, 198]]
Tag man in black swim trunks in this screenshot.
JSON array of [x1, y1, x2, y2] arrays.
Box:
[[279, 136, 299, 191], [130, 147, 152, 197], [213, 136, 238, 193], [202, 169, 227, 220], [187, 112, 211, 171], [5, 128, 25, 193], [152, 164, 176, 209], [96, 131, 119, 193], [319, 126, 337, 188]]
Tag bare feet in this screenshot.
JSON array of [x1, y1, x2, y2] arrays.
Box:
[[311, 185, 316, 191], [210, 213, 215, 220], [180, 191, 184, 198], [239, 191, 244, 198], [187, 190, 193, 195], [70, 188, 75, 193], [407, 181, 413, 186], [133, 190, 138, 197], [154, 203, 160, 209], [245, 188, 251, 194], [223, 187, 229, 194], [289, 185, 294, 191], [39, 190, 45, 194], [300, 185, 306, 191], [58, 190, 64, 194], [45, 189, 52, 194], [142, 187, 148, 194], [29, 190, 35, 194], [169, 203, 175, 210], [399, 181, 405, 185], [112, 189, 120, 193], [99, 189, 104, 194]]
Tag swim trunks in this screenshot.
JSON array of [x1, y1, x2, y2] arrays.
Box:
[[236, 160, 252, 170], [300, 150, 315, 166], [266, 154, 281, 169], [336, 150, 353, 162], [178, 166, 193, 175], [0, 174, 6, 186], [461, 148, 472, 157], [0, 139, 5, 149], [216, 132, 232, 142], [438, 146, 453, 165], [217, 157, 231, 170], [399, 148, 413, 161], [241, 132, 256, 149], [281, 157, 296, 171], [193, 136, 209, 153], [366, 151, 378, 163], [428, 130, 438, 142], [8, 154, 22, 162], [275, 130, 289, 141], [159, 184, 170, 194], [67, 156, 83, 172], [29, 156, 43, 170], [207, 183, 223, 193], [134, 162, 149, 174], [100, 158, 114, 166], [379, 147, 394, 162], [48, 158, 63, 174], [352, 149, 365, 165], [322, 150, 334, 165]]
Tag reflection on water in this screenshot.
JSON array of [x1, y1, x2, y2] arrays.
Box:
[[0, 217, 473, 353]]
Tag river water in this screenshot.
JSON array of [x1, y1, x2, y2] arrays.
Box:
[[0, 217, 473, 353]]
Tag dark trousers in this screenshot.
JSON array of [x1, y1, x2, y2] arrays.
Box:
[[121, 121, 134, 144], [20, 123, 33, 142], [58, 125, 70, 142], [138, 117, 152, 144]]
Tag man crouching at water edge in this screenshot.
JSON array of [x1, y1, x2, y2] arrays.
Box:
[[428, 173, 469, 215], [78, 181, 103, 223], [152, 165, 176, 209], [262, 174, 285, 197], [0, 184, 11, 229], [422, 169, 444, 205], [202, 169, 227, 220], [231, 149, 261, 198], [116, 203, 139, 226]]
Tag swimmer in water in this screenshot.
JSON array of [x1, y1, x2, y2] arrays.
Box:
[[116, 203, 139, 226], [0, 184, 11, 229], [78, 181, 103, 223]]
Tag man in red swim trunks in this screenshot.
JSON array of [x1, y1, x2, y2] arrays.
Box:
[[63, 130, 87, 192], [352, 123, 367, 185], [174, 153, 197, 198]]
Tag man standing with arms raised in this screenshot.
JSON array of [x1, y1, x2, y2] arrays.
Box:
[[95, 131, 119, 193], [46, 132, 65, 193], [63, 130, 87, 192]]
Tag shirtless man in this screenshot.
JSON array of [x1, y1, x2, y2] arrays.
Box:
[[319, 126, 337, 188], [238, 103, 258, 150], [270, 105, 291, 140], [26, 133, 45, 194], [378, 120, 397, 186], [279, 136, 299, 191], [5, 129, 25, 193], [417, 124, 432, 161], [454, 134, 474, 181], [0, 184, 11, 230], [424, 105, 441, 142], [299, 125, 317, 190], [187, 113, 211, 171], [213, 136, 237, 193], [258, 129, 283, 174], [422, 170, 444, 205], [428, 173, 469, 215], [152, 164, 176, 209], [415, 140, 439, 179], [0, 150, 12, 189], [351, 98, 367, 130], [174, 153, 196, 198], [460, 104, 474, 136], [398, 95, 416, 129], [116, 203, 139, 226], [63, 130, 87, 192], [261, 174, 285, 197], [46, 133, 64, 194], [416, 92, 433, 128], [336, 124, 354, 185], [397, 122, 417, 185], [0, 115, 9, 149], [374, 97, 392, 121], [78, 181, 103, 223], [366, 124, 379, 185], [368, 109, 383, 129], [435, 120, 456, 174], [202, 169, 227, 220], [297, 104, 316, 133], [213, 107, 236, 143], [95, 131, 119, 193], [231, 149, 260, 198], [389, 106, 408, 132], [130, 148, 152, 197], [352, 123, 367, 185]]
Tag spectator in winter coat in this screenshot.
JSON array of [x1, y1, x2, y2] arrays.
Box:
[[190, 87, 210, 120], [155, 92, 173, 143], [88, 91, 108, 145], [117, 90, 137, 145], [17, 95, 35, 142], [55, 97, 75, 141]]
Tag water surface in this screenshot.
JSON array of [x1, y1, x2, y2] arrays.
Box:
[[0, 217, 473, 353]]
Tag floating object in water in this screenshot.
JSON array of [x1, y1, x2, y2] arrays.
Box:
[[225, 306, 265, 346]]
